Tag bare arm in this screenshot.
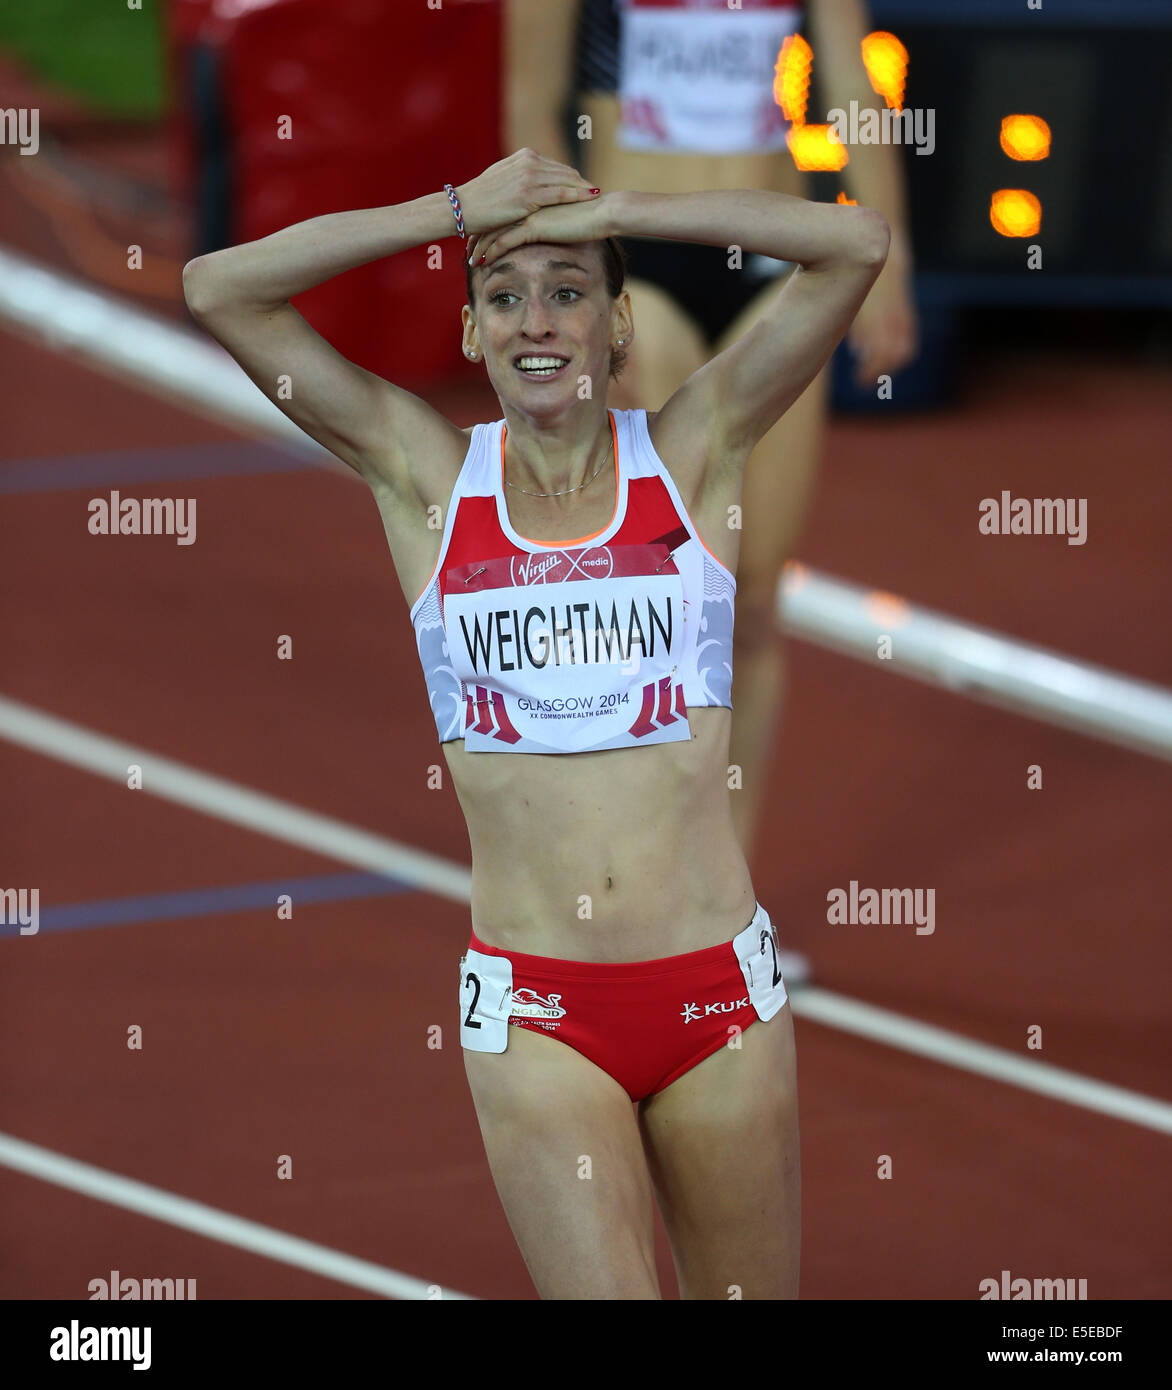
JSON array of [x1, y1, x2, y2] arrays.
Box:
[[608, 188, 889, 460], [181, 192, 468, 494], [470, 185, 886, 470], [185, 193, 456, 315]]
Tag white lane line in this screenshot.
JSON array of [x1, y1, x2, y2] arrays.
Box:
[[0, 694, 471, 904], [790, 988, 1172, 1135], [3, 691, 1169, 1142], [0, 1132, 474, 1300], [0, 244, 345, 472], [779, 566, 1172, 763]]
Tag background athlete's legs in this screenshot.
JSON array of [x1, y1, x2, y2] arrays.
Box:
[[463, 1024, 661, 1298], [636, 1001, 801, 1300]]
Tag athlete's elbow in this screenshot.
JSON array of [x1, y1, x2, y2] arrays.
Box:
[[812, 209, 889, 276], [182, 257, 221, 320], [183, 253, 275, 320], [851, 210, 891, 269]]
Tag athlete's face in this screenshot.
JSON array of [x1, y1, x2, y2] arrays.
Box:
[[462, 242, 624, 405]]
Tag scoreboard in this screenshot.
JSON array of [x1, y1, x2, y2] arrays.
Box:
[[846, 0, 1172, 305]]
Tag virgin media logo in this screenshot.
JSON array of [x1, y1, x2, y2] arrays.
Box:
[[509, 547, 615, 586]]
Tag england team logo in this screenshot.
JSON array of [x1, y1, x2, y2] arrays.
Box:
[[508, 987, 567, 1021]]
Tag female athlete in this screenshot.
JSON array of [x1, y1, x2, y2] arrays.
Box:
[[182, 148, 888, 1298], [505, 0, 919, 870]]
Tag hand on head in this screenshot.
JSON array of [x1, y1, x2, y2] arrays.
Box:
[[455, 148, 601, 258]]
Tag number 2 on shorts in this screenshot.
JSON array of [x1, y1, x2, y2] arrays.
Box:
[[761, 929, 782, 988], [463, 971, 482, 1030]]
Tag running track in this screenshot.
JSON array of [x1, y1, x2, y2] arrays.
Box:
[[1, 99, 1170, 1301]]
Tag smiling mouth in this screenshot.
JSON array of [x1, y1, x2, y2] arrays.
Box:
[[514, 355, 570, 377]]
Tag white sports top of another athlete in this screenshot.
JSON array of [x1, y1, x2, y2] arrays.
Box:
[[408, 408, 736, 754], [618, 0, 803, 154]]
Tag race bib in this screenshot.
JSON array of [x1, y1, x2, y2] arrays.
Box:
[[619, 1, 801, 154], [458, 948, 514, 1053], [443, 544, 691, 753], [733, 904, 789, 1021]]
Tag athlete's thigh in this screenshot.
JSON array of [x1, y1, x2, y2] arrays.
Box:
[[463, 1024, 661, 1299], [608, 277, 709, 412], [717, 276, 831, 582], [636, 1001, 800, 1300]]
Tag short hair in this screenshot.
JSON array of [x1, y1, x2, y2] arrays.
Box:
[[465, 236, 629, 379]]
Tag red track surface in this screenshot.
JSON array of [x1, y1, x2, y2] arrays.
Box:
[[2, 92, 1169, 1301]]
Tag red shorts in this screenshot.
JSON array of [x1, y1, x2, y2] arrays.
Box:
[[458, 901, 788, 1102]]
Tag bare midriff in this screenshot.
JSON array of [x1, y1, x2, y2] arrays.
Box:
[[443, 705, 756, 963], [579, 94, 806, 202]]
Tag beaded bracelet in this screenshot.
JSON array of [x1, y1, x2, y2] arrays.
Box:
[[443, 183, 466, 240]]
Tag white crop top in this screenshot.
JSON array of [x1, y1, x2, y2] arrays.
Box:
[[408, 408, 736, 754]]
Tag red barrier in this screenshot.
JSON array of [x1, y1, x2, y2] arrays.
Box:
[[166, 0, 502, 388]]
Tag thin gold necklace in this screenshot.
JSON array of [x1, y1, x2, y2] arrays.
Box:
[[504, 437, 611, 499]]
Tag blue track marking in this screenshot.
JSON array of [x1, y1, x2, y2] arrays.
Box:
[[0, 441, 321, 495], [24, 873, 407, 934]]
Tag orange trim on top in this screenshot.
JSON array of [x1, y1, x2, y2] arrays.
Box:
[[500, 411, 620, 549], [691, 521, 736, 581]]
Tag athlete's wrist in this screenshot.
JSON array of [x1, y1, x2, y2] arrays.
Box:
[[600, 189, 642, 240]]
